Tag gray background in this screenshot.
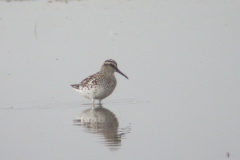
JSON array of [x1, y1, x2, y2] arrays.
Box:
[[0, 1, 240, 159]]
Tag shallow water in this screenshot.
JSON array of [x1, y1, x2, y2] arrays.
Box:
[[1, 1, 240, 160]]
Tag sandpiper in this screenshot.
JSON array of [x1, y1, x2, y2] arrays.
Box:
[[71, 59, 128, 106]]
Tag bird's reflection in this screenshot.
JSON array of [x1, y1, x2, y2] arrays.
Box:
[[74, 104, 130, 151]]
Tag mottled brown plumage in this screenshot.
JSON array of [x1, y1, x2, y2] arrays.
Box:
[[71, 59, 128, 106]]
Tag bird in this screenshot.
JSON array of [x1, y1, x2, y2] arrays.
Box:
[[71, 59, 128, 106]]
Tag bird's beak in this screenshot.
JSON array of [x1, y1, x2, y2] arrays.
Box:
[[116, 68, 128, 79]]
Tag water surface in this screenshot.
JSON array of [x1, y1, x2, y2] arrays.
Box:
[[1, 1, 240, 159]]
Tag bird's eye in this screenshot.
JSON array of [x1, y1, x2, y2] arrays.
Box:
[[110, 64, 115, 68]]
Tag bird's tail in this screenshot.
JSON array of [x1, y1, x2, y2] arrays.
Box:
[[71, 84, 80, 89]]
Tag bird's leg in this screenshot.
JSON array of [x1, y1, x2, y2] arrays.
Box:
[[91, 99, 95, 108], [98, 99, 102, 105]]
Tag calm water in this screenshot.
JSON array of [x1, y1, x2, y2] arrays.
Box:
[[1, 1, 240, 159]]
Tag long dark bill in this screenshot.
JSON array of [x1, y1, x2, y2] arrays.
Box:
[[116, 68, 128, 79]]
